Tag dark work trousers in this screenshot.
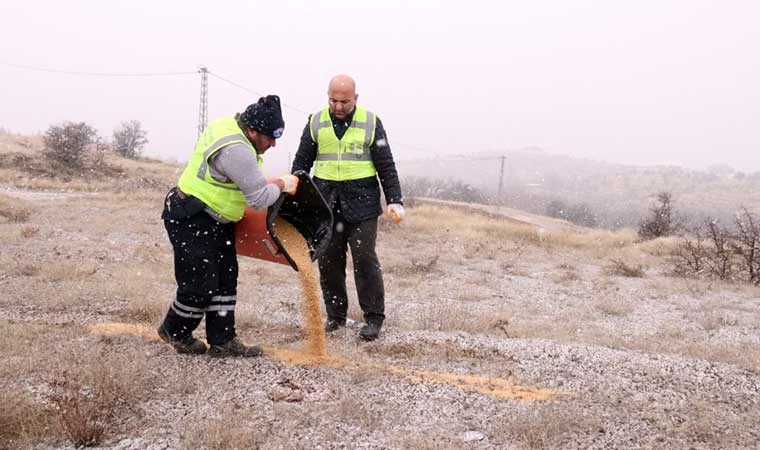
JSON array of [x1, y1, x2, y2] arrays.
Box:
[[319, 209, 385, 326], [161, 210, 239, 346]]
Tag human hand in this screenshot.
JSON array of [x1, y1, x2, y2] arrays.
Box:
[[278, 174, 299, 195], [385, 204, 405, 224]]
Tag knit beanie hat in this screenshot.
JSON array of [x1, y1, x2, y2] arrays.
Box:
[[240, 95, 285, 138]]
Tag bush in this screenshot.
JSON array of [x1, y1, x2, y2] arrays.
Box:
[[401, 176, 487, 204], [546, 199, 598, 228], [639, 192, 677, 240], [0, 194, 31, 223], [671, 208, 760, 284], [732, 207, 760, 285], [43, 122, 101, 168], [604, 259, 645, 278], [112, 120, 148, 158]]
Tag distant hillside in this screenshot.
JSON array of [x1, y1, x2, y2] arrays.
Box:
[[397, 149, 760, 228], [0, 132, 181, 192], [3, 131, 757, 230]]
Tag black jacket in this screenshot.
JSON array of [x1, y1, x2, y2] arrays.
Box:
[[291, 108, 403, 224]]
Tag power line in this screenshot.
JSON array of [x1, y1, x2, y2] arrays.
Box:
[[3, 61, 529, 160], [207, 71, 310, 115], [0, 61, 195, 77]]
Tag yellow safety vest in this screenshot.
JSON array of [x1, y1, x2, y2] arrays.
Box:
[[310, 106, 377, 181], [178, 116, 263, 222]]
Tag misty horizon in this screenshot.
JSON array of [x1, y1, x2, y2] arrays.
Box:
[[2, 0, 758, 174]]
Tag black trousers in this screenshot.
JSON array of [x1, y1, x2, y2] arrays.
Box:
[[319, 211, 385, 326], [160, 190, 239, 345]]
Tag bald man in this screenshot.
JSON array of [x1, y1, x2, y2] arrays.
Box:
[[291, 75, 404, 341]]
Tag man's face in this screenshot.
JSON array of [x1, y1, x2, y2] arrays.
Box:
[[328, 85, 357, 120], [249, 130, 276, 154]]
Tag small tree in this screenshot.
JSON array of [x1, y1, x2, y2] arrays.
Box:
[[546, 200, 597, 227], [639, 192, 676, 240], [732, 207, 760, 285], [671, 226, 708, 276], [43, 122, 99, 168], [703, 218, 734, 280], [112, 120, 148, 158], [566, 203, 598, 228], [546, 200, 567, 220]]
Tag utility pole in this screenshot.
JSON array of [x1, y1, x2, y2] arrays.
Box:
[[197, 66, 209, 136], [497, 155, 506, 208]]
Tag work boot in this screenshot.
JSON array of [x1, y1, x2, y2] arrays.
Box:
[[207, 337, 263, 357], [157, 324, 208, 355], [359, 323, 381, 341], [324, 318, 346, 332]]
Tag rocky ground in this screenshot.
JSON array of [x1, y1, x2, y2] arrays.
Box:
[[1, 185, 759, 450]]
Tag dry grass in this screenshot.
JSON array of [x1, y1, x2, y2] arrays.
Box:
[[0, 390, 56, 448], [0, 193, 32, 223], [603, 259, 646, 278], [490, 403, 601, 449], [182, 405, 269, 450], [410, 204, 636, 253], [0, 324, 161, 448], [47, 346, 161, 445], [592, 296, 634, 316]]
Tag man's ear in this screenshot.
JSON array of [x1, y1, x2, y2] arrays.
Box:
[[354, 94, 359, 102]]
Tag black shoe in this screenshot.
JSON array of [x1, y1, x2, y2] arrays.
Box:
[[207, 337, 263, 358], [324, 318, 346, 332], [359, 323, 381, 341], [157, 323, 208, 355]]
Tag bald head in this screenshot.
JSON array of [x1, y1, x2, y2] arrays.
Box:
[[328, 74, 356, 94], [327, 74, 358, 120]]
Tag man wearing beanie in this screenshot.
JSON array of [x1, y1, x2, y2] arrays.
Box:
[[291, 75, 404, 341], [157, 95, 299, 357]]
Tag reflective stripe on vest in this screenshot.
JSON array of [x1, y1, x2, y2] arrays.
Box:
[[177, 116, 261, 222], [310, 107, 377, 181]]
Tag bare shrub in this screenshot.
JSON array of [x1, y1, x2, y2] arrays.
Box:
[[121, 296, 165, 324], [49, 373, 124, 447], [21, 226, 40, 237], [112, 120, 148, 158], [671, 228, 709, 276], [386, 256, 438, 276], [10, 263, 40, 277], [546, 199, 598, 227], [639, 192, 679, 240], [183, 406, 267, 450], [731, 207, 760, 285], [604, 259, 645, 278], [694, 307, 739, 331], [556, 267, 582, 282], [593, 296, 634, 316], [703, 219, 734, 280], [672, 218, 742, 282], [43, 121, 100, 169], [490, 403, 600, 449], [0, 194, 31, 222], [414, 301, 484, 332], [45, 348, 158, 447], [0, 390, 55, 447]]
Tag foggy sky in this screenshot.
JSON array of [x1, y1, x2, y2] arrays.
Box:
[[1, 0, 758, 175]]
